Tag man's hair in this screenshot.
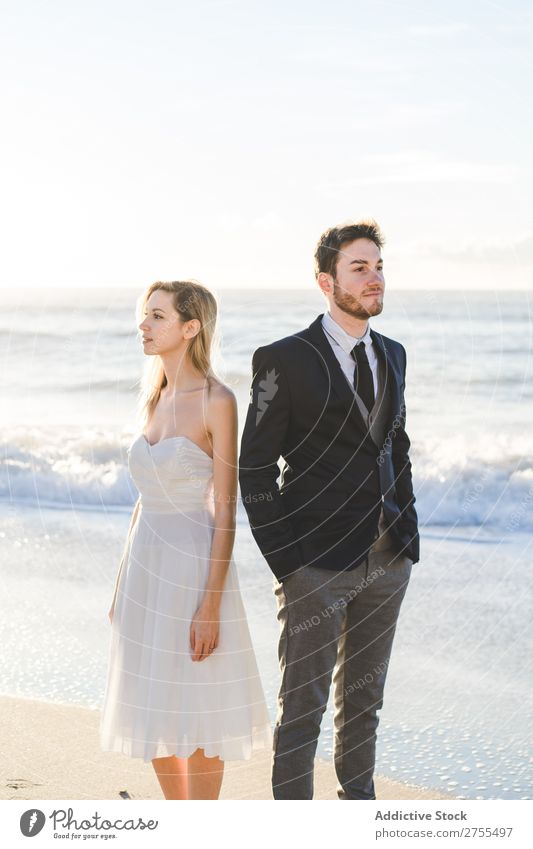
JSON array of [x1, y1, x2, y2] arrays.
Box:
[[314, 218, 385, 279]]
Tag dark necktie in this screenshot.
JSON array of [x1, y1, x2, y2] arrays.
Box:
[[350, 343, 375, 412]]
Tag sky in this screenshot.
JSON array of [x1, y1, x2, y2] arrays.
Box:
[[0, 0, 532, 290]]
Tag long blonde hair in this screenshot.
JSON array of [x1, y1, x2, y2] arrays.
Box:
[[135, 280, 222, 429]]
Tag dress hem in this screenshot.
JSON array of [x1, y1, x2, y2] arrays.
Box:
[[100, 725, 273, 764]]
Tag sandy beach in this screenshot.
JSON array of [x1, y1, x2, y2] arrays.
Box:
[[1, 694, 453, 801]]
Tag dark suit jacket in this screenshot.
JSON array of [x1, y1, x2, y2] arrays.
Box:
[[238, 313, 419, 581]]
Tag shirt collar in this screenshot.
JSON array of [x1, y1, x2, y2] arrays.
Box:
[[321, 310, 372, 355]]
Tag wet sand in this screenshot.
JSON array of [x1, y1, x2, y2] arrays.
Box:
[[1, 694, 453, 800]]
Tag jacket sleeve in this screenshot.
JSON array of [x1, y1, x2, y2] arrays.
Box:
[[391, 345, 419, 533], [238, 345, 302, 580]]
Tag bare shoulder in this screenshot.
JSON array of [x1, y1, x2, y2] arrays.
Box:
[[207, 380, 237, 429], [208, 379, 237, 408]]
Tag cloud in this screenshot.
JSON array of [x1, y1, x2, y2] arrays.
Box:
[[406, 22, 468, 36], [391, 234, 533, 265], [251, 212, 285, 232], [317, 150, 528, 196], [431, 234, 533, 264]]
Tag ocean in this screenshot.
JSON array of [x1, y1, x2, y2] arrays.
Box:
[[1, 286, 532, 799]]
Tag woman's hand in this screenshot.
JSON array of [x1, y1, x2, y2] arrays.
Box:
[[108, 605, 114, 625], [190, 602, 220, 661]]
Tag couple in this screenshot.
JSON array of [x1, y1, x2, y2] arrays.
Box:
[[99, 218, 419, 801]]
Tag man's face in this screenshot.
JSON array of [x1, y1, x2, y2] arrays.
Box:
[[328, 238, 385, 320]]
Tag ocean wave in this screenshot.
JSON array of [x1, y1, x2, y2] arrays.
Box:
[[409, 436, 533, 532], [1, 430, 532, 531], [0, 436, 137, 509]]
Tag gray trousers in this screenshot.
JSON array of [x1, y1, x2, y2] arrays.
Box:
[[271, 519, 413, 800]]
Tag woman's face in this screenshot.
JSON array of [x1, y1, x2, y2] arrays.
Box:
[[138, 290, 196, 355]]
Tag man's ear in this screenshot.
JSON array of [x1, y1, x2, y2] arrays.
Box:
[[317, 271, 333, 296]]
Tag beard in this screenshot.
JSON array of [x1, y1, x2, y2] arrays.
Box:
[[332, 279, 384, 319]]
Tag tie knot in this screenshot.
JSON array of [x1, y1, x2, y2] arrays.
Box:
[[350, 342, 367, 361]]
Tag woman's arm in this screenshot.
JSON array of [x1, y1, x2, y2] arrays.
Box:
[[189, 385, 238, 660], [108, 495, 141, 622]]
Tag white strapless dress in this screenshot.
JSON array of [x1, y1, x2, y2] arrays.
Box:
[[99, 433, 272, 762]]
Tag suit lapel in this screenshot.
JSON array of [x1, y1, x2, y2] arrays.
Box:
[[304, 315, 402, 434], [305, 314, 368, 434], [369, 328, 402, 419]]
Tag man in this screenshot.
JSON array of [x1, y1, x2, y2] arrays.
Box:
[[238, 219, 419, 800]]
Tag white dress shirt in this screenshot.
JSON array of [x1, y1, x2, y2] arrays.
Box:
[[321, 310, 380, 400]]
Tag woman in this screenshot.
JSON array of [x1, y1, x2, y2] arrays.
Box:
[[99, 280, 272, 800]]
